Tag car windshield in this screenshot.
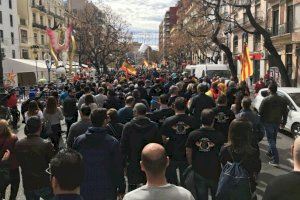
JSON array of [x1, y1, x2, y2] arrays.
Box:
[[206, 70, 231, 79], [288, 93, 300, 107]]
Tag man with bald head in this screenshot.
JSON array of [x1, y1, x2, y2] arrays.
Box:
[[263, 137, 300, 200], [123, 143, 195, 200]]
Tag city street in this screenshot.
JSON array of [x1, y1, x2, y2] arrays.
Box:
[[5, 121, 294, 200]]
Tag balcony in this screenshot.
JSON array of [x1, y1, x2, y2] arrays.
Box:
[[268, 23, 294, 37], [48, 11, 64, 20], [32, 22, 46, 30], [32, 2, 47, 13]]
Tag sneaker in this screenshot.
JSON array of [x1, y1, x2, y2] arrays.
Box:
[[269, 161, 279, 167]]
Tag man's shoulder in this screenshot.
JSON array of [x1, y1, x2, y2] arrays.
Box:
[[124, 184, 194, 200], [268, 172, 300, 186]]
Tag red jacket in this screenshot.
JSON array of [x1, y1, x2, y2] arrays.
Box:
[[0, 134, 19, 169], [7, 94, 17, 108]]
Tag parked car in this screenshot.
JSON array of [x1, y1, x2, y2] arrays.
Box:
[[253, 87, 300, 137]]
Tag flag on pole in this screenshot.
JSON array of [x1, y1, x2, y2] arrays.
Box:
[[241, 43, 253, 81], [121, 61, 137, 76]]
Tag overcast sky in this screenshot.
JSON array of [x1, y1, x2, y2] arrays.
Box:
[[101, 0, 177, 32]]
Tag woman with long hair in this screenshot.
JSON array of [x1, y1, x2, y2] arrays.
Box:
[[219, 119, 261, 198], [24, 100, 43, 123], [43, 96, 64, 149], [0, 120, 19, 200], [81, 94, 98, 112]]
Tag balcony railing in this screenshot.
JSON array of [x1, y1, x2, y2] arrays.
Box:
[[48, 11, 64, 20], [32, 2, 47, 13], [32, 22, 46, 30], [268, 23, 294, 36]]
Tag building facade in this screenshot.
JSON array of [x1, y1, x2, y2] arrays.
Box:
[[0, 0, 20, 59], [227, 0, 267, 83], [159, 6, 178, 60], [266, 0, 300, 86], [17, 0, 65, 60]]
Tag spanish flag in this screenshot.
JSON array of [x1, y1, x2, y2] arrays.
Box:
[[241, 43, 253, 81], [121, 61, 137, 76]]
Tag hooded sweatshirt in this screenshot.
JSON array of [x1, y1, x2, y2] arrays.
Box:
[[73, 127, 125, 200], [121, 117, 162, 184]]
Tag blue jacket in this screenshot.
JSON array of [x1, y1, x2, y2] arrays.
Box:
[[73, 127, 125, 200]]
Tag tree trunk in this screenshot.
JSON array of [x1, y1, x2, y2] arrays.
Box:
[[245, 6, 291, 86], [211, 25, 238, 81]]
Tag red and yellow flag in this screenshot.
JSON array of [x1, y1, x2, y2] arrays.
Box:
[[121, 61, 137, 76], [241, 43, 253, 81]]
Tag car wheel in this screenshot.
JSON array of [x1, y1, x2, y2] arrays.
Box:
[[291, 123, 300, 138]]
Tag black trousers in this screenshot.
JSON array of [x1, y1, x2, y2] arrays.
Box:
[[0, 168, 20, 200]]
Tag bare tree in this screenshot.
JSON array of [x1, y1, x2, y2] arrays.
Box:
[[74, 3, 132, 74]]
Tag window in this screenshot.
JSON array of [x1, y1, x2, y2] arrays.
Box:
[[39, 0, 42, 5], [40, 16, 43, 25], [1, 48, 5, 57], [286, 44, 293, 78], [9, 0, 12, 9], [10, 15, 13, 27], [11, 32, 14, 44], [22, 49, 29, 59], [243, 32, 248, 43], [33, 13, 36, 23], [233, 35, 238, 52], [0, 30, 3, 42], [0, 11, 2, 24], [21, 30, 28, 43], [12, 50, 15, 58], [34, 33, 38, 43], [287, 5, 293, 33], [254, 33, 261, 51], [48, 19, 51, 27], [41, 35, 44, 45], [272, 8, 279, 36]]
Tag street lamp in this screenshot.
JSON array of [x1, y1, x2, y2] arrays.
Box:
[[44, 52, 51, 83], [31, 45, 40, 82]]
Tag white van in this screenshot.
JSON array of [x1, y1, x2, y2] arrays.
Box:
[[185, 64, 231, 79]]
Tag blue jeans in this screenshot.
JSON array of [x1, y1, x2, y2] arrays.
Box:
[[24, 187, 53, 200], [194, 173, 217, 200], [264, 123, 279, 163]]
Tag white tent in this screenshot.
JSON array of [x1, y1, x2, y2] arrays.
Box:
[[3, 58, 87, 86]]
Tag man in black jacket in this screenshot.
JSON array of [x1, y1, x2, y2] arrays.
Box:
[[15, 116, 55, 200], [121, 103, 162, 191], [189, 83, 215, 125], [62, 89, 78, 137], [259, 83, 288, 167]]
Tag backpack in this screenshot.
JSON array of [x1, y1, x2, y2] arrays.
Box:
[[216, 150, 252, 200]]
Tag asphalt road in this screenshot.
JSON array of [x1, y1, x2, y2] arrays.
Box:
[[5, 121, 294, 200]]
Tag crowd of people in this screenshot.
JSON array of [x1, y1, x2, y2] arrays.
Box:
[[0, 68, 298, 200]]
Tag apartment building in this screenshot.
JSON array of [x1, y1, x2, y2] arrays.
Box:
[[17, 0, 65, 60], [266, 0, 300, 86], [159, 6, 179, 60], [227, 0, 268, 82], [0, 0, 20, 59]]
